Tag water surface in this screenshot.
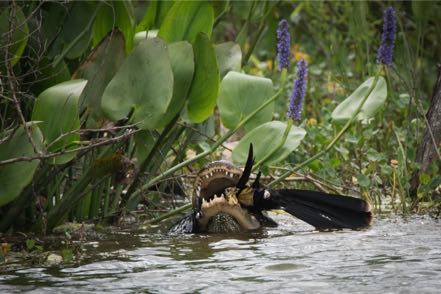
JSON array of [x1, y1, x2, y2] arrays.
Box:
[[1, 214, 440, 293]]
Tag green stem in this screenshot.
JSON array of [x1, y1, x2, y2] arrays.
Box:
[[124, 115, 178, 203], [392, 123, 409, 212], [269, 69, 382, 187], [242, 2, 268, 66], [46, 144, 120, 231], [145, 203, 192, 225], [126, 125, 186, 210]]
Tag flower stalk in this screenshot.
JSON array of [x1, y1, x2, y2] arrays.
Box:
[[376, 7, 396, 66], [277, 19, 291, 71]]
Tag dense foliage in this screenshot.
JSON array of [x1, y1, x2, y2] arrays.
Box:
[[0, 1, 440, 234]]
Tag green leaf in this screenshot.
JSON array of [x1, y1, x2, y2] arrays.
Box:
[[366, 148, 386, 162], [73, 30, 126, 123], [62, 248, 74, 262], [419, 173, 430, 185], [158, 1, 213, 43], [331, 76, 387, 122], [215, 42, 242, 79], [218, 71, 274, 132], [93, 2, 135, 51], [357, 174, 370, 188], [0, 6, 29, 66], [186, 33, 220, 123], [26, 239, 36, 251], [232, 121, 306, 166], [0, 126, 43, 207], [158, 41, 194, 128], [32, 80, 87, 164], [101, 38, 174, 130]]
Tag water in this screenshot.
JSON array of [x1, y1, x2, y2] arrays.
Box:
[[1, 214, 440, 293]]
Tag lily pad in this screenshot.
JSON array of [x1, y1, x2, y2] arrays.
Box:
[[218, 72, 274, 132], [101, 38, 174, 130]]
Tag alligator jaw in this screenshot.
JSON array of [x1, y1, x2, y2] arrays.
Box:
[[197, 193, 260, 232]]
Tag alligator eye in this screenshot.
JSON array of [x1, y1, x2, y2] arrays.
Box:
[[263, 190, 271, 199]]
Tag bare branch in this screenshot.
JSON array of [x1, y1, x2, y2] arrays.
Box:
[[0, 129, 140, 166], [3, 1, 41, 155]]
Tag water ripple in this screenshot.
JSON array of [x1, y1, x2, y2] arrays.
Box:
[[1, 215, 440, 293]]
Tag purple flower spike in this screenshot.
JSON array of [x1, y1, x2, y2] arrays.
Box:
[[287, 59, 308, 120], [277, 19, 291, 71], [376, 7, 397, 66]]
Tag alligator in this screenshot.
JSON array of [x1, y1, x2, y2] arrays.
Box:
[[170, 145, 372, 234]]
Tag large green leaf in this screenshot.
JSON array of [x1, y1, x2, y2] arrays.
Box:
[[0, 126, 43, 207], [331, 76, 387, 122], [93, 2, 135, 51], [158, 1, 213, 43], [73, 30, 126, 123], [0, 6, 29, 66], [218, 71, 274, 132], [186, 33, 220, 123], [215, 42, 242, 79], [32, 80, 87, 164], [232, 121, 306, 166], [158, 41, 194, 128], [101, 38, 174, 130]]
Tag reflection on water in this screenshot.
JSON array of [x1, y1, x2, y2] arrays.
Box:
[[1, 214, 441, 293]]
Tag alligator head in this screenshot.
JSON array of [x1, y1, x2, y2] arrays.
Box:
[[192, 145, 262, 233]]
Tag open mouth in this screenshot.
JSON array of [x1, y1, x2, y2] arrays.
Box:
[[197, 192, 260, 232], [194, 161, 260, 232]]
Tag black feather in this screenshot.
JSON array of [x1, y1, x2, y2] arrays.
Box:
[[236, 144, 254, 193], [252, 171, 262, 189], [268, 189, 372, 230]]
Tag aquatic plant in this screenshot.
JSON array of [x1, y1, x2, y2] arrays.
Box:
[[376, 7, 396, 66], [287, 59, 308, 121], [276, 19, 291, 71]]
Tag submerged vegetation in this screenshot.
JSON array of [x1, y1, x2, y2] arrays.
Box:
[[0, 0, 440, 251]]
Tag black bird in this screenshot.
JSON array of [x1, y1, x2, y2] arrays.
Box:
[[170, 144, 372, 234]]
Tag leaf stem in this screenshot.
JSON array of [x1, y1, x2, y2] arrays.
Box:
[[144, 203, 192, 225]]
